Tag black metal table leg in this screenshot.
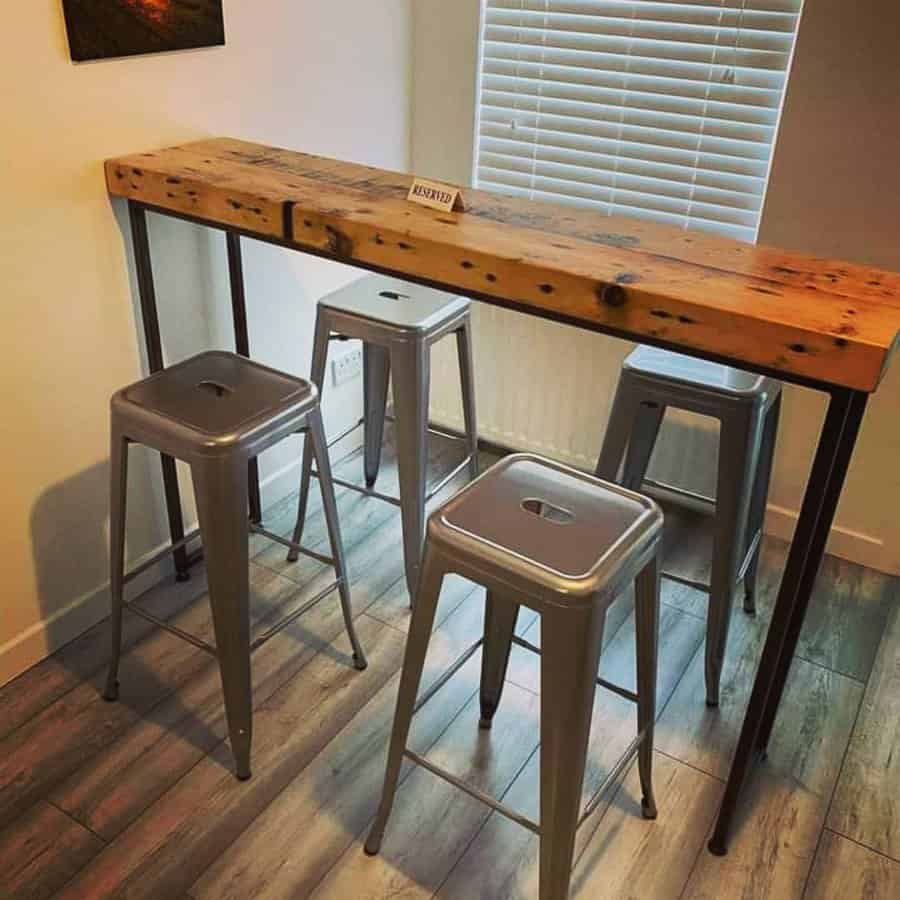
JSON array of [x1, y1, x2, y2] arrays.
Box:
[[708, 387, 868, 855], [128, 201, 191, 581], [226, 231, 263, 524]]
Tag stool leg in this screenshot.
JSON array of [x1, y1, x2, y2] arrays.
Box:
[[365, 547, 445, 855], [539, 603, 606, 900], [456, 319, 479, 481], [595, 375, 644, 482], [307, 406, 367, 671], [363, 343, 391, 489], [621, 401, 665, 492], [706, 408, 762, 707], [289, 311, 330, 560], [479, 591, 519, 729], [743, 393, 781, 614], [104, 430, 129, 702], [391, 340, 430, 599], [192, 456, 252, 780], [634, 553, 661, 819]]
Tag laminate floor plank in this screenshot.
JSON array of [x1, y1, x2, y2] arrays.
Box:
[[191, 593, 487, 900], [0, 801, 104, 900], [804, 831, 900, 900], [828, 597, 900, 861], [680, 661, 863, 900], [308, 685, 541, 900], [0, 565, 203, 743], [0, 582, 223, 832], [55, 614, 406, 900]]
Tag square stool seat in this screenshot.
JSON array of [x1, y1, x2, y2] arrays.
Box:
[[430, 454, 662, 602], [113, 351, 317, 456], [319, 274, 469, 332], [623, 346, 775, 400]]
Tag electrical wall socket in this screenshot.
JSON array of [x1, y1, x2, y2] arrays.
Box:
[[332, 347, 363, 386]]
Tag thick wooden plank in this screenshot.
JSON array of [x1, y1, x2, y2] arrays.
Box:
[[679, 661, 863, 899], [55, 614, 406, 900], [804, 831, 900, 900], [828, 598, 900, 860], [0, 801, 104, 900], [191, 598, 487, 900], [105, 138, 900, 391]]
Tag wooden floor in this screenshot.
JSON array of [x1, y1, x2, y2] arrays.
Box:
[[2, 434, 899, 899]]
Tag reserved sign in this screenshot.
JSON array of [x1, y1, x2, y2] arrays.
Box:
[[407, 178, 464, 213]]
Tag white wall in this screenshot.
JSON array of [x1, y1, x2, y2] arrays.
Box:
[[0, 0, 412, 686], [413, 0, 900, 575]]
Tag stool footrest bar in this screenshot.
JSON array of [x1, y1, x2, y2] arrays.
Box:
[[511, 636, 639, 704], [661, 571, 711, 594], [325, 417, 365, 451], [578, 726, 648, 827], [122, 527, 203, 585], [413, 638, 484, 715], [250, 524, 335, 567], [424, 455, 476, 502], [123, 602, 218, 657], [250, 580, 342, 651], [311, 471, 403, 507], [403, 749, 541, 835], [642, 478, 716, 510]]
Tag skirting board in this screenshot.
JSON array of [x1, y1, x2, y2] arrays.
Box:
[[433, 412, 899, 578], [0, 457, 308, 690]]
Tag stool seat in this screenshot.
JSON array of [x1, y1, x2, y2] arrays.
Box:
[[319, 274, 469, 332], [432, 455, 661, 598], [623, 346, 773, 399], [115, 351, 317, 454]]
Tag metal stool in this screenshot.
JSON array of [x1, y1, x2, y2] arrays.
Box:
[[104, 351, 367, 780], [365, 454, 663, 900], [292, 274, 479, 597], [596, 346, 782, 707]]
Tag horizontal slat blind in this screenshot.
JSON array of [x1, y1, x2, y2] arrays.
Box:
[[475, 0, 803, 241]]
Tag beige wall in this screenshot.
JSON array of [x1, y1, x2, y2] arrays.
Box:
[[0, 1, 412, 685], [414, 0, 900, 575]]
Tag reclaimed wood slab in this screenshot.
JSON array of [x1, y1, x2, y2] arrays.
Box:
[[106, 137, 900, 391]]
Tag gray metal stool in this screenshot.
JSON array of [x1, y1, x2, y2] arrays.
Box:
[[292, 274, 479, 597], [365, 454, 663, 900], [104, 351, 367, 780], [596, 346, 782, 707]]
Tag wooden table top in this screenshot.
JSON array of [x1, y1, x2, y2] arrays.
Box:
[[106, 137, 900, 392]]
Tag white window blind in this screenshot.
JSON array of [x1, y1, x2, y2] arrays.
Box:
[[474, 0, 803, 242]]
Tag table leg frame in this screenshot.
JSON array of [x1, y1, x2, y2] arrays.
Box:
[[128, 201, 193, 581], [708, 386, 868, 855], [225, 231, 263, 524]]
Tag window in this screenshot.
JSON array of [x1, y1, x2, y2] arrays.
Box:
[[474, 0, 803, 242]]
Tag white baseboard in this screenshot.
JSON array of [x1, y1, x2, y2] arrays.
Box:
[[0, 459, 311, 690], [763, 503, 898, 575], [0, 551, 175, 690]]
